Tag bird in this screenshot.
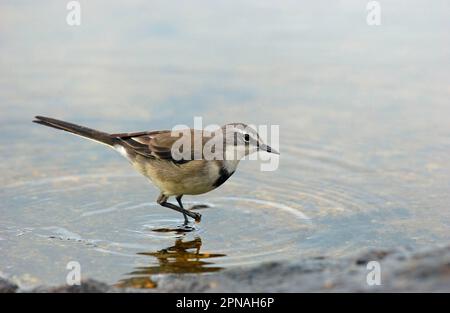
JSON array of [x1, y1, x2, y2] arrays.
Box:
[[33, 116, 279, 224]]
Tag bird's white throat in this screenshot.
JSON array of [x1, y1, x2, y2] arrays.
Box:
[[223, 145, 252, 173]]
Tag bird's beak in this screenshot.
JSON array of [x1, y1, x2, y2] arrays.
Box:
[[259, 143, 279, 155]]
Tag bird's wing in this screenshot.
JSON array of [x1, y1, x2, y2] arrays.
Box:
[[111, 129, 213, 163]]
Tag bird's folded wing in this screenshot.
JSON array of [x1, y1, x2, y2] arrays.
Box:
[[111, 129, 213, 163]]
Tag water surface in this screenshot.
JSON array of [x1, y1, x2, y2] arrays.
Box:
[[1, 1, 449, 288]]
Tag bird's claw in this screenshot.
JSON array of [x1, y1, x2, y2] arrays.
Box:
[[193, 212, 202, 223]]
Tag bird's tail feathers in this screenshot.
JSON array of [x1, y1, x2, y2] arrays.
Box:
[[33, 116, 117, 146]]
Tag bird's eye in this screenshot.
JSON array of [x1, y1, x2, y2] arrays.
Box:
[[244, 134, 250, 142]]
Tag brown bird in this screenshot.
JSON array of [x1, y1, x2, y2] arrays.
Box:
[[33, 116, 278, 224]]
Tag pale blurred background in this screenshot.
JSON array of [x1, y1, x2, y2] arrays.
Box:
[[0, 0, 449, 288]]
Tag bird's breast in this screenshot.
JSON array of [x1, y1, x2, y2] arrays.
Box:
[[134, 158, 233, 196]]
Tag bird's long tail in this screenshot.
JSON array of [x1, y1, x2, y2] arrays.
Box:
[[33, 116, 117, 146]]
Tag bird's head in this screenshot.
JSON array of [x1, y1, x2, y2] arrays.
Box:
[[222, 123, 279, 160]]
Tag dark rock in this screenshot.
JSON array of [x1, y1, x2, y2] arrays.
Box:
[[354, 249, 392, 265], [0, 278, 18, 293], [154, 244, 450, 292], [32, 279, 113, 293], [3, 244, 450, 292]]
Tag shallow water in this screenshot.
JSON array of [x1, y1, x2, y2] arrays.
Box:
[[1, 1, 449, 288]]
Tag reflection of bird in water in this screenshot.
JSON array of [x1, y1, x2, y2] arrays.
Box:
[[115, 237, 225, 289]]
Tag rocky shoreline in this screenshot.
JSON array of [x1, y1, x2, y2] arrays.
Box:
[[2, 244, 450, 292]]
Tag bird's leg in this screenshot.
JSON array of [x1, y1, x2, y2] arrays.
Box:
[[176, 195, 209, 211], [175, 195, 189, 225], [157, 194, 201, 223]]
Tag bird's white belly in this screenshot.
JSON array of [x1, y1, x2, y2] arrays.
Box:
[[138, 159, 222, 196]]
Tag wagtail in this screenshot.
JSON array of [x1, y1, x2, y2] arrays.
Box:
[[33, 116, 279, 224]]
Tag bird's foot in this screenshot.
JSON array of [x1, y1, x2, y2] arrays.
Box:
[[177, 223, 197, 232], [192, 211, 202, 223], [152, 224, 196, 233], [194, 213, 202, 223], [184, 210, 202, 223]]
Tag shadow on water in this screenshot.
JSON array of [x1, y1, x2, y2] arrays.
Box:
[[115, 236, 226, 289]]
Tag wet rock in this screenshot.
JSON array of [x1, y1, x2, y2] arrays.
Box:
[[2, 244, 450, 292], [0, 278, 18, 293], [354, 248, 393, 265], [154, 244, 450, 292], [32, 279, 113, 293]]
